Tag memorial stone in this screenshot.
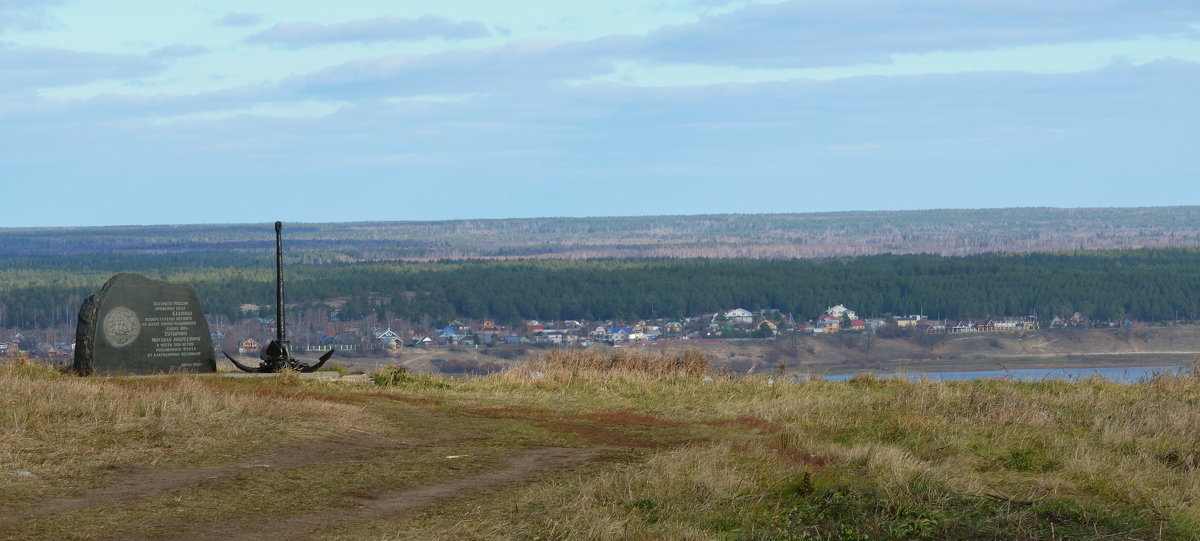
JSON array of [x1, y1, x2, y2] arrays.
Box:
[[74, 273, 216, 375]]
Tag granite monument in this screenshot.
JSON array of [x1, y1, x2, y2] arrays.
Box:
[[74, 273, 217, 375]]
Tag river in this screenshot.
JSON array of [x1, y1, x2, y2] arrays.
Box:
[[822, 364, 1191, 383]]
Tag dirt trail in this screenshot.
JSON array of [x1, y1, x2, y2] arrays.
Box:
[[189, 446, 608, 541], [2, 435, 608, 541], [0, 431, 408, 533], [355, 447, 604, 517]]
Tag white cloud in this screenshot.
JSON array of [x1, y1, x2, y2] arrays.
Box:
[[0, 0, 62, 33], [2, 1, 1200, 225], [244, 15, 491, 48], [215, 12, 261, 28], [277, 39, 618, 99], [148, 44, 207, 59], [215, 0, 1200, 102], [0, 45, 168, 91], [632, 0, 1200, 68]]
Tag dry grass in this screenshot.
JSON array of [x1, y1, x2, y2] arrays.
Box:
[[381, 444, 781, 540], [0, 358, 373, 503], [500, 347, 710, 381], [7, 349, 1200, 539], [375, 357, 1200, 539]]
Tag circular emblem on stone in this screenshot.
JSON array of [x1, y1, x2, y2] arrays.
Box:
[[103, 306, 141, 348]]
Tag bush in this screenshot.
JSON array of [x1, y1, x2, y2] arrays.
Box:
[[370, 366, 452, 389], [0, 352, 63, 379], [370, 366, 409, 386]]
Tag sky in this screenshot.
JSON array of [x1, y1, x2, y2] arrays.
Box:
[[2, 0, 1199, 227]]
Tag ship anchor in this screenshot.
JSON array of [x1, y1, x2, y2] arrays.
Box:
[[224, 221, 334, 373]]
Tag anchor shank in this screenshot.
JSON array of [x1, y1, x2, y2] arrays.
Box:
[[225, 221, 334, 374], [275, 221, 286, 343]]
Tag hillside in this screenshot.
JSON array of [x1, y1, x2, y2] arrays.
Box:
[[3, 351, 1200, 540]]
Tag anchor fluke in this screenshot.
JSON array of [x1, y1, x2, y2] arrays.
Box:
[[223, 351, 260, 373], [303, 349, 336, 373], [224, 348, 335, 373]]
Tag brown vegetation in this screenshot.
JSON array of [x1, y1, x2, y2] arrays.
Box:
[[7, 348, 1200, 539], [525, 347, 710, 378]]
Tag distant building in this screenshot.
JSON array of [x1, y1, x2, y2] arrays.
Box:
[[238, 338, 260, 355], [724, 308, 754, 325], [374, 328, 404, 348], [480, 320, 502, 332], [817, 315, 840, 328], [825, 304, 857, 320], [410, 336, 434, 347]]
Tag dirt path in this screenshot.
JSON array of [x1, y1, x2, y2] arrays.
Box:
[[202, 446, 609, 541], [354, 447, 605, 518], [2, 435, 610, 541], [0, 431, 409, 533]]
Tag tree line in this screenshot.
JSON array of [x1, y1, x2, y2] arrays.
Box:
[[3, 248, 1200, 330], [5, 207, 1200, 261]]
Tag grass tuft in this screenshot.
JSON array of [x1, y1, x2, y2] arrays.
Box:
[[0, 353, 63, 380], [371, 365, 453, 389], [497, 347, 710, 382]]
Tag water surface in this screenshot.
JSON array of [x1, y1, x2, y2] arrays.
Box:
[[823, 365, 1187, 383]]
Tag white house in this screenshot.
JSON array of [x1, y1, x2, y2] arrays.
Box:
[[825, 304, 857, 320], [724, 308, 754, 325], [374, 328, 404, 347]]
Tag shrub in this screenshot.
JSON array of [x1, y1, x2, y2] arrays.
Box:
[[370, 366, 452, 389]]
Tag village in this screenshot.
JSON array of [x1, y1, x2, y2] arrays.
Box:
[[0, 298, 1143, 363], [223, 304, 1060, 358], [0, 302, 1124, 362]]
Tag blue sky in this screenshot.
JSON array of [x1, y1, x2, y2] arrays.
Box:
[[2, 0, 1199, 227]]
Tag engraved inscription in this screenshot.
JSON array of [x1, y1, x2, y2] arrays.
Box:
[[144, 300, 203, 359], [102, 306, 140, 348]]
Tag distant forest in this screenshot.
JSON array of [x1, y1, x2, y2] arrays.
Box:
[[3, 249, 1200, 329], [4, 206, 1200, 261]]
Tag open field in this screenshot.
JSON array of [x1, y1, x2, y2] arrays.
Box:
[[5, 349, 1200, 540]]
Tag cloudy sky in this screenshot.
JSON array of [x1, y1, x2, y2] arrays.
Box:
[[2, 1, 1198, 227]]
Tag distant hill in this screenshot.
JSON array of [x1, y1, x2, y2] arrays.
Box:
[[3, 206, 1199, 261]]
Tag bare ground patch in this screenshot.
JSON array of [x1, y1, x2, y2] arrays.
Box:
[[468, 407, 687, 448], [181, 447, 611, 541], [0, 431, 408, 534]]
